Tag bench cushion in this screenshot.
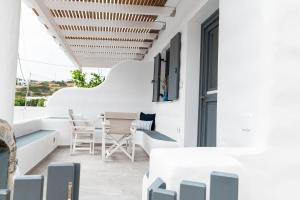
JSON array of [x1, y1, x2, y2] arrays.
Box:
[[0, 150, 9, 189], [138, 130, 176, 142], [16, 130, 58, 175], [140, 113, 156, 131], [16, 130, 56, 148]]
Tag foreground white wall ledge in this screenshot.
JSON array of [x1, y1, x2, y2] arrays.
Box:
[[144, 146, 300, 200]]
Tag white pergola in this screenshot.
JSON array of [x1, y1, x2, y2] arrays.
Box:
[[23, 0, 179, 68]]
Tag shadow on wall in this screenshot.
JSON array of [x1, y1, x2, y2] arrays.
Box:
[[45, 61, 154, 119]]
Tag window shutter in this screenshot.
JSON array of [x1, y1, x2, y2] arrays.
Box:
[[168, 32, 181, 100], [152, 54, 161, 102]]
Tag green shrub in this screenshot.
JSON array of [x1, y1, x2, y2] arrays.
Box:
[[88, 73, 105, 88], [15, 97, 26, 106], [71, 70, 87, 88], [71, 70, 105, 88], [37, 98, 46, 107], [27, 99, 39, 107]]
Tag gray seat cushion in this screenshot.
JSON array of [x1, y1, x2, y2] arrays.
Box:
[[16, 130, 56, 148], [0, 150, 9, 189], [138, 130, 176, 142]]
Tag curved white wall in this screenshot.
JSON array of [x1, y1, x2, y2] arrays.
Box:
[[46, 61, 153, 119], [44, 61, 154, 145]]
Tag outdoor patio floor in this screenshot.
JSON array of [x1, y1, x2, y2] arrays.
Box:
[[29, 146, 149, 200]]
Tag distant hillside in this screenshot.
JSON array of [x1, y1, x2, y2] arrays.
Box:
[[15, 80, 74, 106], [16, 80, 74, 97]]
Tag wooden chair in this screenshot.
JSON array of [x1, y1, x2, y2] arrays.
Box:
[[68, 109, 95, 155], [101, 112, 138, 162]]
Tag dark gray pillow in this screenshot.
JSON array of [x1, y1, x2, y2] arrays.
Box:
[[140, 112, 156, 131]]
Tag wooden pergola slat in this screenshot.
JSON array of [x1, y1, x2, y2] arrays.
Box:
[[74, 52, 144, 60], [45, 1, 175, 17], [66, 39, 152, 48], [70, 46, 148, 54], [54, 18, 165, 30], [61, 30, 158, 40]]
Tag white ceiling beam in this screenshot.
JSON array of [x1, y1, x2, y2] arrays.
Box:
[[54, 18, 165, 30], [77, 57, 133, 66], [165, 0, 182, 7], [78, 56, 132, 62], [79, 58, 144, 68], [70, 46, 148, 54], [45, 0, 175, 17], [81, 63, 117, 68], [61, 30, 158, 40], [74, 52, 144, 60], [67, 40, 152, 48], [79, 59, 120, 68]]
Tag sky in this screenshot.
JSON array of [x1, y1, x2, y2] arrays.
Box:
[[18, 2, 110, 81]]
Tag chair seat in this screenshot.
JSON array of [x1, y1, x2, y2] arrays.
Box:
[[74, 127, 94, 132], [74, 138, 93, 143]]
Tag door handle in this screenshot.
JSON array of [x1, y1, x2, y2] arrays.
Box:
[[67, 181, 73, 200], [200, 96, 206, 100]]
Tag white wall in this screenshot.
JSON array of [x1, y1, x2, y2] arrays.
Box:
[[45, 61, 153, 144], [145, 0, 219, 146], [14, 107, 46, 123], [0, 0, 21, 125], [146, 2, 300, 198], [217, 0, 265, 147], [258, 0, 300, 148], [146, 1, 300, 195], [146, 0, 291, 148], [183, 0, 219, 147], [14, 119, 42, 138], [46, 61, 153, 118], [217, 0, 300, 148]]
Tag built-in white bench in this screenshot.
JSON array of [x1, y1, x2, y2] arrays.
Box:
[[14, 120, 58, 174], [13, 118, 176, 172], [41, 116, 178, 155], [135, 130, 178, 155]]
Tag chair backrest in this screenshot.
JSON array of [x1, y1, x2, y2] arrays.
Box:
[[104, 112, 138, 134], [68, 109, 76, 128]]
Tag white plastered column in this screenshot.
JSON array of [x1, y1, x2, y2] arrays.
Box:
[[0, 0, 21, 125]]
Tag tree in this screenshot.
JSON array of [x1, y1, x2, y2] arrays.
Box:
[[88, 73, 105, 88], [71, 70, 105, 88], [71, 70, 87, 88]]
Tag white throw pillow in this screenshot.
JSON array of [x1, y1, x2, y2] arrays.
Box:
[[133, 120, 153, 131]]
